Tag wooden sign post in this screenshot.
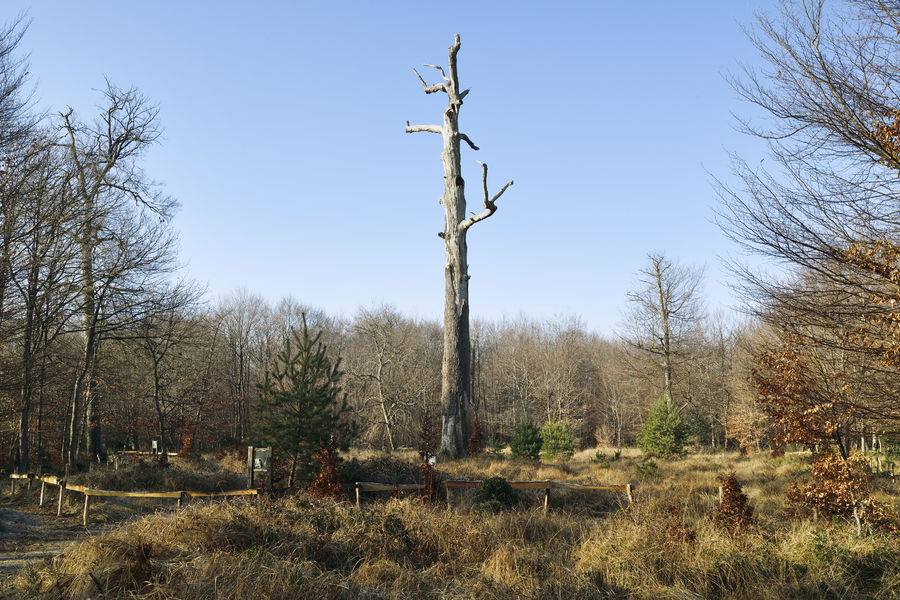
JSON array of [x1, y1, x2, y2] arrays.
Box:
[[247, 446, 273, 491]]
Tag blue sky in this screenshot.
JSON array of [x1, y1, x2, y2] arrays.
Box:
[[5, 1, 776, 335]]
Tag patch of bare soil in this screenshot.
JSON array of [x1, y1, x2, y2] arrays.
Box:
[[0, 491, 115, 576]]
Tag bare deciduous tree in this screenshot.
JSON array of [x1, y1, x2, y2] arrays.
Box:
[[717, 0, 900, 439], [406, 34, 513, 457], [59, 82, 178, 464], [621, 252, 705, 408]]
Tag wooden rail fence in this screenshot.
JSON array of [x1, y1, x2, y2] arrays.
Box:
[[8, 473, 634, 523], [8, 473, 258, 526], [354, 479, 633, 512]]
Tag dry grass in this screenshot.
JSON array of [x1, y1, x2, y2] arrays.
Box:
[[4, 449, 899, 599], [69, 458, 247, 493]]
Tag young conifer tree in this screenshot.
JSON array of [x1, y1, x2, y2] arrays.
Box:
[[253, 314, 354, 484]]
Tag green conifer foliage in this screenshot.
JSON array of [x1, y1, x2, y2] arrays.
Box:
[[637, 396, 689, 457], [253, 314, 355, 481], [510, 419, 542, 460], [540, 419, 574, 460]]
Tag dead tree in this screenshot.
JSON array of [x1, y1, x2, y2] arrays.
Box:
[[406, 35, 513, 457]]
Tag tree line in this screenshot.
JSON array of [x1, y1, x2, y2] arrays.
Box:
[[5, 0, 900, 474], [3, 278, 755, 472]]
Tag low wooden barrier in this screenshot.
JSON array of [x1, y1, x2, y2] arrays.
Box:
[[116, 451, 178, 457], [8, 473, 258, 526], [354, 479, 633, 512]]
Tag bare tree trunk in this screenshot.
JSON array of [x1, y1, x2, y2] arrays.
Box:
[[375, 360, 396, 452], [406, 35, 512, 458], [16, 247, 41, 472], [653, 260, 674, 408], [69, 315, 98, 465]]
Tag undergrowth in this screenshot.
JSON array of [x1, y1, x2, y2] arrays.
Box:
[[4, 450, 899, 599]]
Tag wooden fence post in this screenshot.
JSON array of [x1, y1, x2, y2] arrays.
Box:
[[626, 483, 633, 505], [445, 485, 452, 510], [247, 446, 255, 489], [543, 481, 550, 514], [39, 481, 46, 507], [57, 481, 66, 517], [355, 484, 360, 508], [83, 494, 90, 526], [26, 475, 32, 493], [177, 491, 185, 509]]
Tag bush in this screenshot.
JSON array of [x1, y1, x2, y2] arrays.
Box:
[[712, 472, 754, 537], [540, 420, 574, 460], [476, 476, 519, 512], [510, 419, 542, 460], [635, 460, 660, 480], [307, 441, 346, 500], [786, 452, 898, 532], [637, 397, 689, 458], [663, 503, 696, 546], [487, 437, 506, 457], [589, 451, 610, 468]]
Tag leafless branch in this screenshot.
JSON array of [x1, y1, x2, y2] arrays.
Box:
[[413, 68, 445, 94], [405, 121, 441, 134], [423, 63, 448, 81], [459, 133, 479, 150], [459, 161, 513, 231]]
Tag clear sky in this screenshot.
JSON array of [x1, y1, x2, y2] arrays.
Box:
[[5, 1, 777, 335]]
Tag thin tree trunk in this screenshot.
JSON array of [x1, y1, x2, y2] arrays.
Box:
[[654, 261, 673, 408], [375, 356, 396, 451], [17, 254, 40, 472], [153, 359, 167, 456], [67, 336, 97, 465]]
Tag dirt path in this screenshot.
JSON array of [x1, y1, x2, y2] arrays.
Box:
[[0, 504, 113, 576]]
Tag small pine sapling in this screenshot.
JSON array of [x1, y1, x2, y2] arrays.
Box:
[[252, 313, 355, 484], [540, 419, 575, 460], [510, 418, 542, 460], [637, 397, 689, 458]]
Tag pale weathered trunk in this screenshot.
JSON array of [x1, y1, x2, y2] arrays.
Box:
[[406, 35, 512, 458], [438, 72, 471, 458], [68, 220, 99, 465]]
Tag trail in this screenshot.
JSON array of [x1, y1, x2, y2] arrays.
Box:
[[0, 506, 112, 576]]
